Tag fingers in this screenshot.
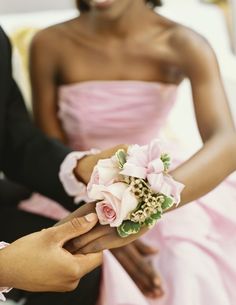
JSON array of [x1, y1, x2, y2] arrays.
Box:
[[113, 247, 162, 298], [78, 230, 119, 254], [77, 224, 149, 254], [125, 245, 163, 298], [74, 252, 103, 277], [134, 240, 158, 256], [146, 261, 164, 298], [55, 202, 96, 227], [78, 226, 147, 254], [65, 224, 112, 253], [52, 213, 98, 245]]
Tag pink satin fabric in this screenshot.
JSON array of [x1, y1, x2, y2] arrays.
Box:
[[20, 81, 236, 305]]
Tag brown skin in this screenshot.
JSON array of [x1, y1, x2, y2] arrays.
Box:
[[0, 214, 102, 292], [57, 201, 163, 297], [30, 0, 236, 298], [75, 144, 128, 183]]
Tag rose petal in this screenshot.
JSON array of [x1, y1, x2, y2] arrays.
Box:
[[87, 166, 99, 195], [147, 140, 162, 162], [147, 158, 164, 174], [105, 182, 129, 200], [120, 163, 147, 179], [96, 201, 116, 225], [95, 183, 138, 227], [148, 173, 185, 204], [159, 181, 172, 197], [147, 173, 164, 193], [97, 158, 120, 185], [88, 184, 107, 200], [127, 145, 148, 167], [101, 191, 123, 227], [121, 186, 139, 220], [163, 175, 185, 204]]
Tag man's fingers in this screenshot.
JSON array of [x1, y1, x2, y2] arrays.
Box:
[[74, 252, 103, 277], [78, 231, 119, 254], [52, 213, 98, 245], [78, 226, 149, 254], [78, 230, 143, 254], [65, 224, 111, 253], [134, 240, 158, 256], [55, 202, 96, 227]]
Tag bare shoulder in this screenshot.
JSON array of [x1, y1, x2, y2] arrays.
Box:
[[152, 15, 213, 57], [169, 25, 216, 63], [30, 18, 79, 55]]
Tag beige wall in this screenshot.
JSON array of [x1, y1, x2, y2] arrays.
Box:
[[230, 0, 236, 53], [0, 0, 75, 14]]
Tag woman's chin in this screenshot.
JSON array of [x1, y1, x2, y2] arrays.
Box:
[[91, 0, 116, 10]]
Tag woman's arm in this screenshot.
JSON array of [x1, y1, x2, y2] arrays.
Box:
[[170, 27, 236, 205], [30, 29, 67, 144], [51, 28, 236, 256]]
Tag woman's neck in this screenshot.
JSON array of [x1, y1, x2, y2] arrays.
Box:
[[81, 0, 157, 38]]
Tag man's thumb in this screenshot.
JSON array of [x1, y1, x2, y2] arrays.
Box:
[[53, 213, 98, 245]]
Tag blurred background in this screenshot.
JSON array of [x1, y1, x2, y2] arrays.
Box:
[[0, 0, 75, 13]]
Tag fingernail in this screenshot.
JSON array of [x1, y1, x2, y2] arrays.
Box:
[[85, 213, 98, 222], [146, 292, 154, 299], [154, 288, 164, 297], [153, 277, 161, 287], [152, 247, 159, 252]]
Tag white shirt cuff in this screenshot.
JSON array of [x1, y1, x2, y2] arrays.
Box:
[[59, 149, 99, 204]]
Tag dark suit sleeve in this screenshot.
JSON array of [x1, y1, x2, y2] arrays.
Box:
[[0, 27, 75, 210]]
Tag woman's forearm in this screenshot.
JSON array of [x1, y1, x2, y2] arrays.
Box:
[[171, 131, 236, 206]]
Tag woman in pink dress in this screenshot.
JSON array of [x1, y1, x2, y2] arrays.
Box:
[[21, 0, 236, 304]]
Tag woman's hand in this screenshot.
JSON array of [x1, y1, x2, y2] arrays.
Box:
[[59, 206, 164, 298], [75, 144, 127, 184], [111, 240, 163, 299], [57, 202, 149, 254], [0, 213, 102, 292]]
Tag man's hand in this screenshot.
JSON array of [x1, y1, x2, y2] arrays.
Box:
[[75, 144, 127, 184], [0, 213, 102, 292], [111, 240, 164, 299]]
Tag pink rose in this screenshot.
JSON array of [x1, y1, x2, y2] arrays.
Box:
[[148, 173, 185, 204], [95, 183, 138, 227], [87, 157, 120, 199], [120, 140, 164, 179]]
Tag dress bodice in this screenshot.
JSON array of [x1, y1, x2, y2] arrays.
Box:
[[58, 81, 178, 150]]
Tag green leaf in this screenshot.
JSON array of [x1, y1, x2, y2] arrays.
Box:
[[151, 211, 162, 220], [145, 217, 157, 228], [162, 196, 174, 211], [117, 220, 141, 238], [117, 227, 130, 238], [161, 153, 171, 171], [115, 149, 127, 169]]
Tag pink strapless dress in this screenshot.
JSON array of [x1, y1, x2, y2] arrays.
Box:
[[20, 81, 236, 305]]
